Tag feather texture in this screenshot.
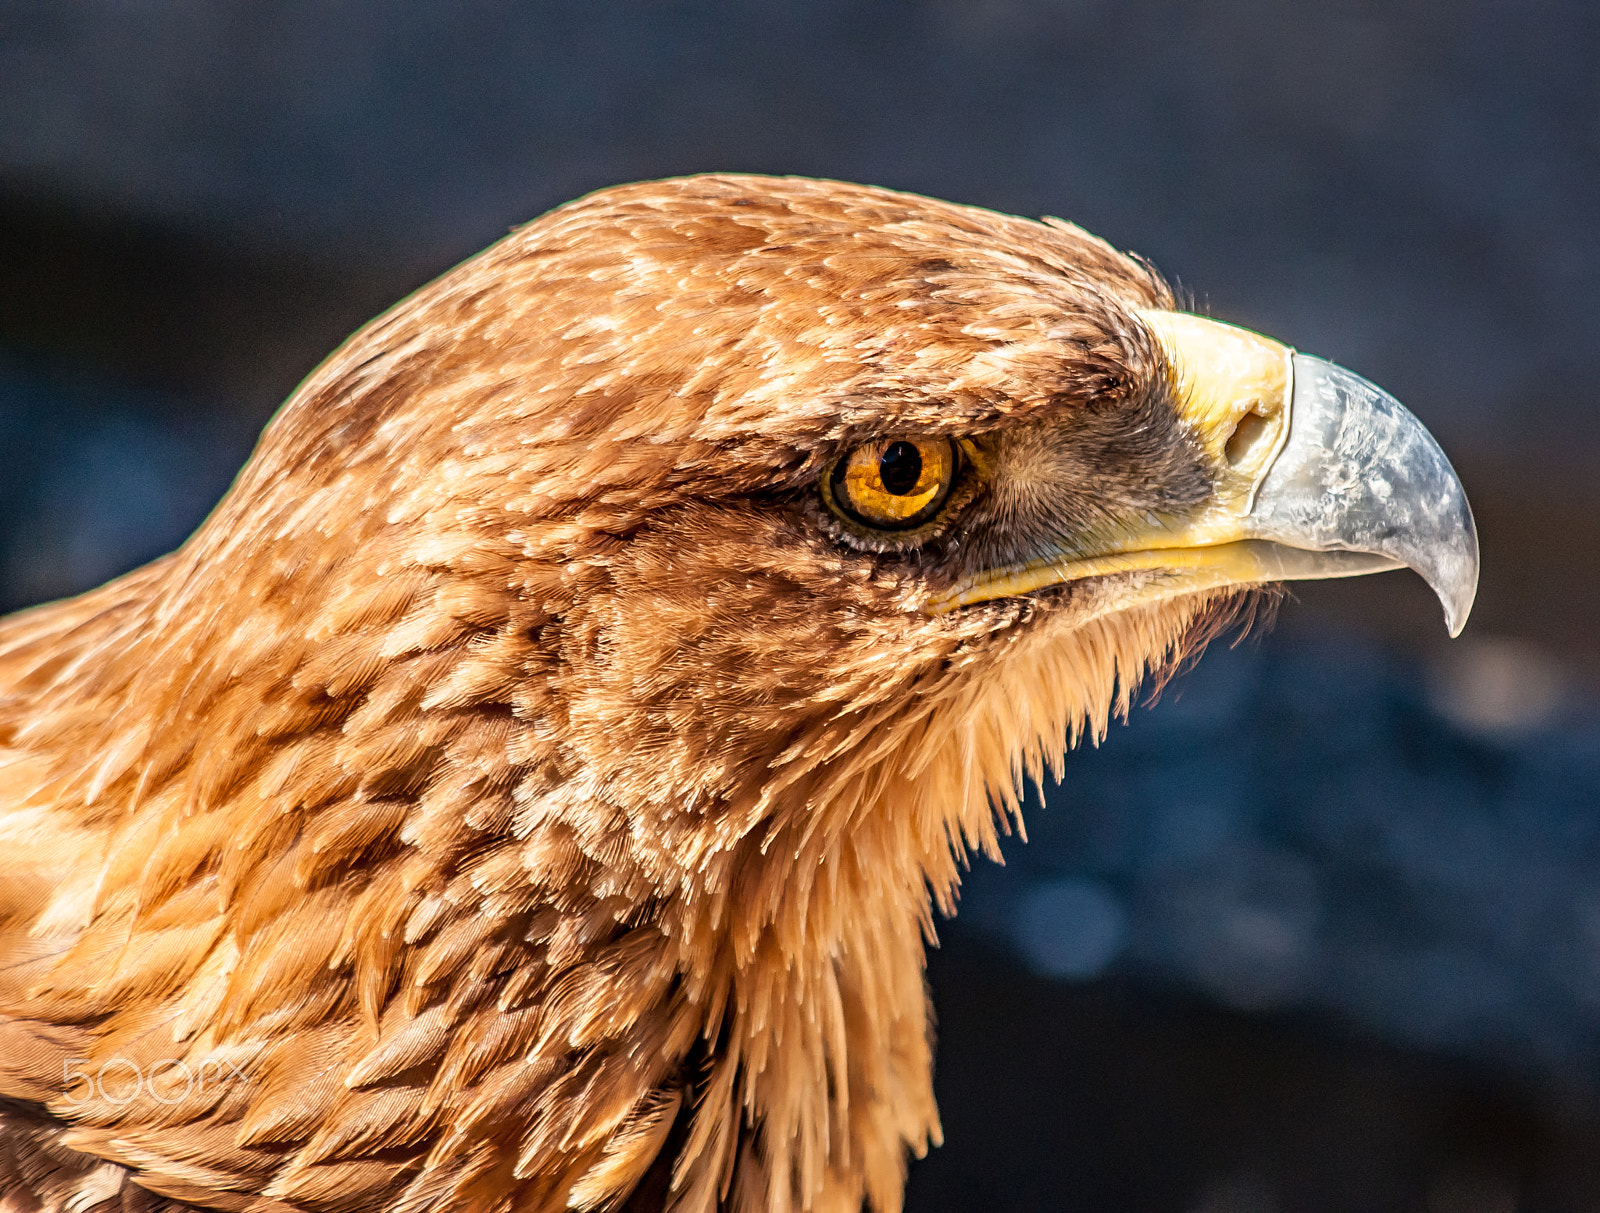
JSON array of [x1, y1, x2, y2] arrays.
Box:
[[0, 175, 1242, 1213]]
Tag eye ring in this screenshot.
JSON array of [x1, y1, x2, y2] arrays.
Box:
[[823, 436, 960, 534]]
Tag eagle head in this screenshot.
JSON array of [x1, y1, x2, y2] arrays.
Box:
[[0, 176, 1475, 1213]]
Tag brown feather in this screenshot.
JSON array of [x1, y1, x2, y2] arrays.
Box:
[[0, 174, 1243, 1213]]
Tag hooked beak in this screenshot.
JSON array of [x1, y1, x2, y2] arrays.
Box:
[[931, 311, 1480, 636]]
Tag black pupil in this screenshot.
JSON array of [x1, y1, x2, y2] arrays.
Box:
[[879, 442, 923, 496]]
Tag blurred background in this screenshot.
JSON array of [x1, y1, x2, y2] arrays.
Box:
[[1, 3, 1597, 1209]]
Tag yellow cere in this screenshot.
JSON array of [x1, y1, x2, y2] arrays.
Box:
[[1136, 310, 1293, 518], [923, 313, 1308, 615], [835, 438, 954, 528]]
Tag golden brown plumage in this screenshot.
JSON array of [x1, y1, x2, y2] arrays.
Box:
[[0, 175, 1475, 1213]]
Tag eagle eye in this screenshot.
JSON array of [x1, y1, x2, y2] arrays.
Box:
[[825, 437, 957, 533]]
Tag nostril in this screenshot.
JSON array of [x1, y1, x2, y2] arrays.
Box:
[[1225, 410, 1272, 469]]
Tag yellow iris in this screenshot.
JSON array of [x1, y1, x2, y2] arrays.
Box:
[[829, 437, 956, 531]]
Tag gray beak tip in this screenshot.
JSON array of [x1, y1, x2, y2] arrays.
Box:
[[1254, 355, 1481, 639], [1432, 513, 1480, 639], [1387, 420, 1480, 639]]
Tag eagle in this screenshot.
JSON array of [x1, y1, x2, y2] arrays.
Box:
[[0, 176, 1475, 1213]]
